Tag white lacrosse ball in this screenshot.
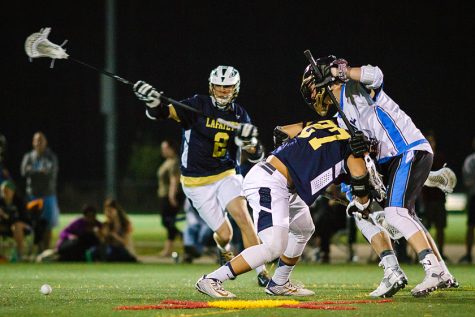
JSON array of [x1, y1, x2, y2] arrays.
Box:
[[40, 284, 52, 295]]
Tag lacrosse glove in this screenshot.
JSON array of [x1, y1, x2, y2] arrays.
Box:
[[235, 123, 259, 149], [346, 197, 372, 219], [330, 58, 349, 82], [133, 81, 161, 108], [349, 131, 370, 158]]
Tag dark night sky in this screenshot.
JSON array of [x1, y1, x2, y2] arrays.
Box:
[[1, 1, 474, 188]]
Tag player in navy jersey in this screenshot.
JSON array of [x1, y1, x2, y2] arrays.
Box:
[[300, 55, 457, 297], [133, 66, 270, 286], [195, 119, 373, 298]]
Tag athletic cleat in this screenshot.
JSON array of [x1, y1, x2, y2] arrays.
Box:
[[195, 275, 236, 298], [257, 270, 271, 287], [217, 248, 234, 266], [411, 266, 445, 297], [437, 274, 460, 289], [265, 279, 315, 296], [369, 263, 408, 298]]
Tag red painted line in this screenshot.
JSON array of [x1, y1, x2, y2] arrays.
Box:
[[282, 303, 356, 310], [114, 298, 393, 311]]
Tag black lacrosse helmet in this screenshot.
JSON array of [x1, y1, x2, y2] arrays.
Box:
[[300, 55, 337, 106]]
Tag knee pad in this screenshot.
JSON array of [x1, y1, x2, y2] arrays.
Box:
[[241, 226, 288, 269], [355, 215, 382, 242], [384, 207, 423, 240], [259, 226, 289, 260]]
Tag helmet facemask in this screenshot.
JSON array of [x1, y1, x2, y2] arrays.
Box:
[[209, 66, 240, 110], [301, 72, 335, 117], [300, 59, 338, 118]]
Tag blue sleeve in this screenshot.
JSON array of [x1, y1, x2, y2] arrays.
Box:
[[341, 182, 352, 201]]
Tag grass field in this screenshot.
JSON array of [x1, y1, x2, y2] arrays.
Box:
[[1, 262, 474, 317], [1, 213, 475, 316]]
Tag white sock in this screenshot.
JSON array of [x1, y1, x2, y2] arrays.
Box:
[[381, 253, 399, 269], [255, 265, 265, 275], [207, 262, 236, 282], [271, 258, 295, 285]]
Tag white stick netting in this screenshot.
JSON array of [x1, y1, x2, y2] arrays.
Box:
[[25, 28, 68, 66]]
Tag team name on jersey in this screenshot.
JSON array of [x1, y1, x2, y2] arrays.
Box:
[[205, 118, 237, 131]]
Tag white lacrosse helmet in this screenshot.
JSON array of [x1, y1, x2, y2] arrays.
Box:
[[208, 66, 240, 110]]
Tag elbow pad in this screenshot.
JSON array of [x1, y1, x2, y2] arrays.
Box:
[[360, 65, 383, 89], [145, 104, 170, 120], [273, 126, 290, 149], [350, 172, 370, 198]]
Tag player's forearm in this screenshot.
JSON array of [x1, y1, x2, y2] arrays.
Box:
[[345, 67, 361, 82]]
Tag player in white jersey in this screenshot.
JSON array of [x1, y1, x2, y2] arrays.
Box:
[[300, 55, 458, 297]]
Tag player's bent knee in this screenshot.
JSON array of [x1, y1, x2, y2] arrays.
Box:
[[355, 216, 382, 242], [258, 226, 289, 261]]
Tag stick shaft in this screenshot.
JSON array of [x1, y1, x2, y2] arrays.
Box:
[[69, 57, 132, 85], [68, 57, 204, 115]]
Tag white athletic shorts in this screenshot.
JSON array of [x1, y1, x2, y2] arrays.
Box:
[[182, 174, 244, 231], [244, 162, 309, 232]]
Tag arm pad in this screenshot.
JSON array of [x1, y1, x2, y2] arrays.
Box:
[[360, 65, 383, 89], [273, 126, 290, 149], [350, 172, 370, 198], [145, 104, 170, 120]]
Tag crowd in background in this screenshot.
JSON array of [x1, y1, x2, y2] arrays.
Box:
[[1, 131, 474, 265]]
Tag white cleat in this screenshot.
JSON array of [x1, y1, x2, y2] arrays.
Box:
[[411, 267, 445, 297], [437, 272, 460, 289], [369, 263, 408, 298], [195, 275, 236, 298], [265, 279, 315, 296]]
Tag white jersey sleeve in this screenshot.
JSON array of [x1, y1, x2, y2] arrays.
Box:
[[336, 69, 432, 163]]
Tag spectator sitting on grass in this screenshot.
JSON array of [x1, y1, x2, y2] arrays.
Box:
[[89, 199, 137, 262], [56, 204, 102, 262]]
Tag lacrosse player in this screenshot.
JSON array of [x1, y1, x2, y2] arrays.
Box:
[[195, 118, 371, 298], [133, 66, 270, 287], [300, 56, 458, 297]]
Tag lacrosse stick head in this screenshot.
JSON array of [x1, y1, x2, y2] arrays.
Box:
[[424, 166, 457, 193], [25, 28, 68, 60]]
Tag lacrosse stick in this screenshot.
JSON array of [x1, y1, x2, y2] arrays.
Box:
[[320, 192, 403, 240], [25, 27, 240, 128], [424, 165, 457, 194], [304, 49, 387, 202]]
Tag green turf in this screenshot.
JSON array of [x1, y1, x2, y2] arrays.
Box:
[[0, 263, 474, 316]]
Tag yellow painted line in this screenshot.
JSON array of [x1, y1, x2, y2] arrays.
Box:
[[208, 299, 299, 309]]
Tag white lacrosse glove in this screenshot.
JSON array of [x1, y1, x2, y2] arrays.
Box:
[[235, 123, 259, 149], [424, 165, 457, 194], [346, 197, 372, 219], [133, 81, 161, 108]]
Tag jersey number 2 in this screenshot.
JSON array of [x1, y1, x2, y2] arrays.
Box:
[[213, 132, 229, 157]]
